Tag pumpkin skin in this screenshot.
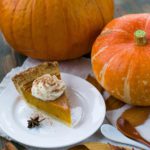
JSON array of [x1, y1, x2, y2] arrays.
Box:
[[92, 14, 150, 106], [0, 0, 114, 60]]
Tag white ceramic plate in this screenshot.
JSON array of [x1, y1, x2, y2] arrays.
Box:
[[0, 73, 105, 148]]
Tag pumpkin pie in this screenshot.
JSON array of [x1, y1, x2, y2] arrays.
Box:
[[12, 62, 71, 125]]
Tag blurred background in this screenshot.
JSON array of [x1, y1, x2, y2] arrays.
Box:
[[0, 0, 150, 81]]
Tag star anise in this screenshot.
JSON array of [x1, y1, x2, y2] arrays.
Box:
[[27, 116, 45, 128]]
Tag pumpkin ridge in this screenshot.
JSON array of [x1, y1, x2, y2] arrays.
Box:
[[84, 0, 95, 56], [92, 46, 108, 62], [93, 43, 133, 63], [93, 0, 104, 27], [10, 0, 20, 50], [100, 28, 131, 41], [92, 44, 128, 83], [129, 47, 148, 105], [123, 54, 134, 104], [111, 16, 138, 37], [99, 49, 126, 87], [22, 0, 32, 51], [43, 0, 49, 56], [99, 62, 108, 87], [30, 0, 35, 52], [60, 0, 70, 58], [145, 15, 150, 31], [24, 0, 33, 51], [12, 0, 30, 51], [109, 29, 130, 36]]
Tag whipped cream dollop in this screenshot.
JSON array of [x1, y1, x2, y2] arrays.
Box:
[[31, 74, 66, 101]]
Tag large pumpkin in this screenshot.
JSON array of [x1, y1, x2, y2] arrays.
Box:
[[0, 0, 114, 60], [92, 14, 150, 106]]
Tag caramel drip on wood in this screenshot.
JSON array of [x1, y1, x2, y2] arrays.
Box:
[[106, 96, 125, 111], [86, 75, 104, 93]]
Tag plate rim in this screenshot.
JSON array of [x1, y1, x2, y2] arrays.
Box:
[[0, 73, 106, 148]]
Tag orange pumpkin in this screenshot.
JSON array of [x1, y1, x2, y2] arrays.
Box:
[[92, 14, 150, 106], [0, 0, 114, 60]]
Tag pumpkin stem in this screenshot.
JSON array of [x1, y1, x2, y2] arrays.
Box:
[[134, 30, 147, 46]]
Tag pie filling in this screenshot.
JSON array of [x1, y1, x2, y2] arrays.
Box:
[[12, 62, 71, 125]]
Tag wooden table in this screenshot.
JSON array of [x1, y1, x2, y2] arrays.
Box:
[[0, 0, 149, 149]]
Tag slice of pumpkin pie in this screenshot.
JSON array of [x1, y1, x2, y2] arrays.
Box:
[[12, 62, 71, 125]]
